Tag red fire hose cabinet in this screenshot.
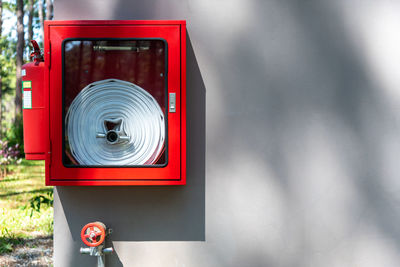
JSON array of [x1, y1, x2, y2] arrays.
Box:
[[22, 20, 186, 185]]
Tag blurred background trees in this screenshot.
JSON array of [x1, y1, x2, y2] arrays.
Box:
[[0, 2, 53, 260], [0, 0, 53, 151]]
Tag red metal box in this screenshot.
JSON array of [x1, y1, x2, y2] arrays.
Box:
[[24, 20, 186, 186]]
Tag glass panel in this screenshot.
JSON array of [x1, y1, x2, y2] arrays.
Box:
[[63, 39, 167, 166]]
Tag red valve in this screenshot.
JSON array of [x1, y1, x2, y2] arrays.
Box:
[[81, 222, 106, 247], [30, 40, 44, 65]]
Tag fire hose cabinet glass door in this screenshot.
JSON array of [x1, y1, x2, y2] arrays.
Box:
[[45, 21, 186, 185]]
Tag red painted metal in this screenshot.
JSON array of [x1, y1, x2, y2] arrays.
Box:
[[81, 222, 106, 247], [22, 20, 186, 185], [22, 61, 46, 160], [29, 40, 44, 64]]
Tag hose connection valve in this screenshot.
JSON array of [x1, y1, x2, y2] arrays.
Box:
[[80, 222, 113, 267]]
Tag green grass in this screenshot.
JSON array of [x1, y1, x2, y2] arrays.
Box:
[[0, 160, 53, 254]]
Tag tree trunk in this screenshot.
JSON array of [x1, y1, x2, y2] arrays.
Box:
[[38, 0, 44, 39], [45, 0, 52, 20], [15, 0, 24, 122], [0, 0, 3, 139], [28, 0, 34, 43]]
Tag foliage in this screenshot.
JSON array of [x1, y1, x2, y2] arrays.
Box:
[[0, 36, 16, 95], [0, 160, 53, 255], [0, 0, 54, 257], [0, 140, 20, 164], [2, 1, 16, 13], [0, 228, 22, 254], [0, 139, 21, 178], [4, 113, 24, 153], [0, 239, 14, 254], [28, 190, 53, 217]]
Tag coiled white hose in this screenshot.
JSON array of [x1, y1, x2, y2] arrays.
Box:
[[65, 79, 165, 165]]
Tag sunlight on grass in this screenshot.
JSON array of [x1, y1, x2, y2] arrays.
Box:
[[0, 207, 53, 238], [0, 160, 53, 242]]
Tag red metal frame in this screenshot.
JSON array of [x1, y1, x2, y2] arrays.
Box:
[[42, 20, 186, 186]]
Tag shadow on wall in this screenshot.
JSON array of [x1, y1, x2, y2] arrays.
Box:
[[200, 1, 400, 265], [55, 32, 205, 265], [52, 0, 400, 265]]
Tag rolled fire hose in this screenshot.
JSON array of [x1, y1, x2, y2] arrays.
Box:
[[65, 79, 165, 165]]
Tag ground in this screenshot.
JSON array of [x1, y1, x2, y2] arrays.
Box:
[[0, 236, 52, 266], [0, 160, 53, 266]]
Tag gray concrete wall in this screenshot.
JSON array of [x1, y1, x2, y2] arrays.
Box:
[[53, 0, 400, 266]]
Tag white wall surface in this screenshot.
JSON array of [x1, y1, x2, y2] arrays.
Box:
[[53, 0, 400, 266]]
